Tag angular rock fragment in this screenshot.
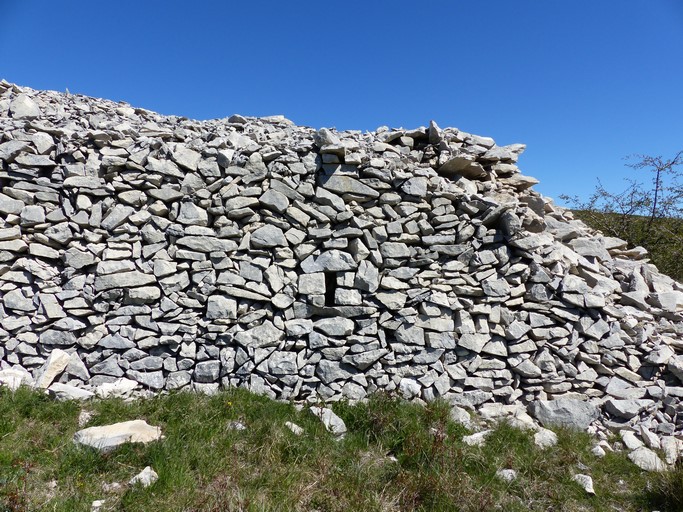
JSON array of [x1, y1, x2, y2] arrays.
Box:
[[310, 407, 347, 437]]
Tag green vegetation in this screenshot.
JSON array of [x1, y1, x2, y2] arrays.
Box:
[[0, 386, 680, 511], [563, 151, 683, 281]]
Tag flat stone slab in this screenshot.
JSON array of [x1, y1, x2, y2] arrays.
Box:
[[48, 383, 95, 401], [528, 398, 599, 431], [628, 446, 666, 472], [73, 420, 162, 452]]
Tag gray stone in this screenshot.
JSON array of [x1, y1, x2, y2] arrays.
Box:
[[316, 360, 354, 383], [379, 242, 410, 258], [355, 260, 379, 292], [401, 177, 428, 197], [604, 399, 655, 420], [9, 94, 40, 119], [668, 355, 683, 383], [195, 361, 221, 382], [251, 225, 287, 248], [100, 334, 135, 350], [206, 296, 237, 320], [463, 430, 491, 446], [63, 248, 96, 269], [0, 193, 25, 215], [34, 348, 71, 388], [314, 318, 354, 336], [40, 330, 77, 346], [94, 271, 156, 291], [101, 205, 135, 231], [235, 320, 284, 348], [176, 236, 237, 253], [259, 189, 290, 213], [20, 205, 45, 225], [513, 359, 542, 378], [528, 399, 600, 430], [605, 377, 647, 399], [342, 349, 388, 370], [171, 145, 202, 171], [177, 202, 208, 226], [399, 377, 422, 399], [438, 156, 487, 179], [48, 383, 95, 401], [320, 175, 379, 198], [3, 289, 35, 311], [298, 273, 326, 294], [458, 333, 488, 354], [534, 428, 558, 449], [268, 352, 298, 375], [300, 250, 357, 273], [126, 286, 161, 304], [128, 370, 164, 389]]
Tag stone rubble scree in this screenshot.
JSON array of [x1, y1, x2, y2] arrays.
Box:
[[2, 81, 683, 472]]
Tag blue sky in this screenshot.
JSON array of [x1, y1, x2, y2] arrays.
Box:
[[1, 1, 682, 205]]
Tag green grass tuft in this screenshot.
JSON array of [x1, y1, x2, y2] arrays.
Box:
[[0, 386, 672, 511]]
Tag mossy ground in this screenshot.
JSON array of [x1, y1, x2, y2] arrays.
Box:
[[0, 386, 679, 511]]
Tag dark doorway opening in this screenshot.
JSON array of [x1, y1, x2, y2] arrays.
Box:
[[324, 272, 337, 307]]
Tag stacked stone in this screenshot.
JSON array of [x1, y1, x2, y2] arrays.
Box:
[[2, 81, 683, 457]]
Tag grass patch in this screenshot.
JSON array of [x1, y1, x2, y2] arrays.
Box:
[[0, 386, 677, 511]]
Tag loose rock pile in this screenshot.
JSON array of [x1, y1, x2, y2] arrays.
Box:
[[2, 81, 683, 467]]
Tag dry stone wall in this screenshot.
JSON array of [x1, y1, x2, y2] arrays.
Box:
[[2, 81, 683, 456]]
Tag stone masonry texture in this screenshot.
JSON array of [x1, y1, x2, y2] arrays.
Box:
[[2, 81, 683, 456]]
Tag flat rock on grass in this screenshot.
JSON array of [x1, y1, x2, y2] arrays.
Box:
[[572, 474, 595, 495], [528, 398, 599, 430], [73, 420, 162, 452], [628, 446, 666, 472]]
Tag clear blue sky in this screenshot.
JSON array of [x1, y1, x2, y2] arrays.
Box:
[[2, 1, 682, 205]]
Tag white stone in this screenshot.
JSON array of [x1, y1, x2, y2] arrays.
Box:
[[48, 383, 95, 401], [129, 466, 159, 487], [35, 349, 71, 388], [572, 474, 595, 495], [628, 447, 666, 472], [534, 428, 558, 449], [463, 430, 490, 447], [495, 468, 517, 482], [310, 407, 347, 437], [285, 421, 304, 435], [74, 420, 162, 452], [0, 367, 33, 390]]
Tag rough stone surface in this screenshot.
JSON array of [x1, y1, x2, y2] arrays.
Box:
[[628, 447, 666, 472], [310, 407, 347, 437], [129, 466, 159, 487], [1, 82, 683, 469], [528, 399, 600, 431], [572, 474, 595, 495]]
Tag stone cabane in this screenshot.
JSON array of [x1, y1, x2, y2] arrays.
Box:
[[2, 81, 683, 449]]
